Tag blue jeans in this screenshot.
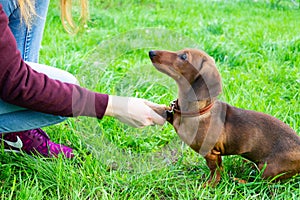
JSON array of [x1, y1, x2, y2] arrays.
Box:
[[0, 0, 49, 62], [0, 0, 75, 133]]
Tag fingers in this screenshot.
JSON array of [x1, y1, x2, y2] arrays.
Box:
[[121, 100, 166, 128], [144, 100, 168, 119], [126, 103, 166, 128], [147, 106, 166, 126]]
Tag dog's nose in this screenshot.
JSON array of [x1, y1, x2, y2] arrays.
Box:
[[149, 50, 156, 58]]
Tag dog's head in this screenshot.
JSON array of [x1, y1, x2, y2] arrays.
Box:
[[149, 48, 222, 101]]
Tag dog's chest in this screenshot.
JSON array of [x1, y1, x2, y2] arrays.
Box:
[[172, 114, 210, 148]]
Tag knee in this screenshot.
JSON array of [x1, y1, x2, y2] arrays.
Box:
[[59, 70, 79, 85], [25, 61, 79, 85]]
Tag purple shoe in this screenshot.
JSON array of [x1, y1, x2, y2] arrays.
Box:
[[1, 128, 74, 158]]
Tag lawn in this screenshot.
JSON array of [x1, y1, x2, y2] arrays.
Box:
[[1, 0, 300, 199]]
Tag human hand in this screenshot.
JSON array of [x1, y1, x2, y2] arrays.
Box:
[[104, 95, 167, 128]]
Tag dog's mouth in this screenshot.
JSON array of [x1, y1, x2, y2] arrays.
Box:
[[148, 50, 183, 80], [149, 50, 157, 61], [148, 50, 171, 67], [148, 50, 163, 68]]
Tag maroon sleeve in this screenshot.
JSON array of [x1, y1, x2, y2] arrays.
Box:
[[0, 4, 108, 119]]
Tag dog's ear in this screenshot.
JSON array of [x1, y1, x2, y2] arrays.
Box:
[[188, 58, 222, 101]]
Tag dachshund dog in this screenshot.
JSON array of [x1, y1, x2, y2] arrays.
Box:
[[148, 48, 300, 186]]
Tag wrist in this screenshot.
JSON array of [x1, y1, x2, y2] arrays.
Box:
[[104, 95, 125, 117], [104, 95, 114, 116]]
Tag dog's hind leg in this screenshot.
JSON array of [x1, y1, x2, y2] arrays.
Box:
[[259, 161, 300, 181]]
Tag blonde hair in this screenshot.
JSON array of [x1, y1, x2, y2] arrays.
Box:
[[18, 0, 36, 27], [60, 0, 89, 33], [18, 0, 88, 33]]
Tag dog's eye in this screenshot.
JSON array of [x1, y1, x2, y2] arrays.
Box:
[[179, 53, 188, 61]]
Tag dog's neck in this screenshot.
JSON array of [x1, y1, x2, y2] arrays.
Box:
[[178, 91, 215, 113]]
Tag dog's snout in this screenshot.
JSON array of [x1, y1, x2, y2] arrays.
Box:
[[149, 50, 156, 58]]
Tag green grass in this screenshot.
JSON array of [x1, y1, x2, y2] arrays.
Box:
[[1, 0, 300, 199]]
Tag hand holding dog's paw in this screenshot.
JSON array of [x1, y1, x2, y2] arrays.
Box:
[[104, 95, 166, 128], [145, 101, 169, 119]]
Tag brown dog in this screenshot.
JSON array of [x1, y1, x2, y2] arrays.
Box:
[[148, 48, 300, 186]]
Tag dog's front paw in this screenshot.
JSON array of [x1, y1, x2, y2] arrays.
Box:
[[145, 102, 169, 119]]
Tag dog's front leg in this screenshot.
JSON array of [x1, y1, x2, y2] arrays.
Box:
[[204, 151, 222, 187]]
